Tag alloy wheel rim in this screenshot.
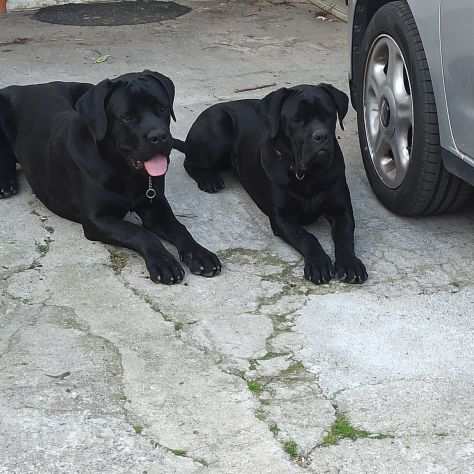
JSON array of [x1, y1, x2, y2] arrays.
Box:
[[363, 34, 414, 189]]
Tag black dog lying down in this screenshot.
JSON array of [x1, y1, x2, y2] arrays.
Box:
[[174, 84, 367, 285], [0, 71, 220, 284]]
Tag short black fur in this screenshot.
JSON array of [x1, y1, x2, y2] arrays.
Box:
[[174, 84, 367, 284], [0, 71, 220, 284]]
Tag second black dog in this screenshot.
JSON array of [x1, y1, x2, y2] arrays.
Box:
[[174, 84, 367, 284]]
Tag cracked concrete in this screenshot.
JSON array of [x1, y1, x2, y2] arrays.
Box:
[[1, 1, 473, 472]]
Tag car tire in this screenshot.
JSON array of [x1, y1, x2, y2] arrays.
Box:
[[356, 1, 471, 216]]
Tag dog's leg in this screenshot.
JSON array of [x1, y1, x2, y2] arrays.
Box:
[[181, 109, 235, 193], [184, 158, 225, 194], [270, 211, 334, 285], [327, 195, 367, 284], [0, 111, 17, 199], [83, 215, 186, 284], [137, 196, 221, 277]]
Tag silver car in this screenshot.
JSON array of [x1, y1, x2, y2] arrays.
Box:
[[348, 0, 473, 215]]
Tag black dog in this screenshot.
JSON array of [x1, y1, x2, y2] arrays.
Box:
[[174, 84, 367, 285], [0, 71, 220, 284]]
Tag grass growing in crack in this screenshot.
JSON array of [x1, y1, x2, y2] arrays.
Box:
[[248, 359, 258, 371], [216, 247, 285, 268], [281, 360, 305, 376], [255, 407, 266, 421], [283, 440, 299, 458], [35, 237, 52, 257], [247, 380, 264, 395], [269, 423, 280, 435], [322, 414, 391, 446], [171, 449, 187, 457], [257, 351, 290, 361], [133, 424, 143, 435], [109, 251, 128, 274]]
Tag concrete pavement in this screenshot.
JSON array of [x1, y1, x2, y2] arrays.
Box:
[[1, 1, 473, 472]]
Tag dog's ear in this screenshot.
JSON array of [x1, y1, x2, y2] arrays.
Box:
[[143, 70, 176, 122], [319, 83, 349, 130], [260, 87, 291, 139], [75, 79, 114, 142]]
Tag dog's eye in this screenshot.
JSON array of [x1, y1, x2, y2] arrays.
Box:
[[121, 114, 136, 124], [157, 105, 167, 114]]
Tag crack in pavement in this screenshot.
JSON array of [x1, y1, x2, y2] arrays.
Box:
[[213, 248, 337, 464], [102, 245, 326, 465], [0, 286, 209, 469], [4, 232, 470, 469]]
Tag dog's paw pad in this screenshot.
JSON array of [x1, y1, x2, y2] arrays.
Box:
[[147, 256, 185, 285], [180, 246, 221, 277], [335, 256, 368, 284], [304, 254, 334, 285]]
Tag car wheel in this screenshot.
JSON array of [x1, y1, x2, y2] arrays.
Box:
[[356, 1, 471, 216]]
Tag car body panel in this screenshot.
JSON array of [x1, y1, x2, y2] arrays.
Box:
[[440, 0, 474, 160], [348, 0, 474, 183]]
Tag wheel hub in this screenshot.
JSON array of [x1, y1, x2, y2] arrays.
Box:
[[380, 97, 391, 128], [363, 34, 414, 189]]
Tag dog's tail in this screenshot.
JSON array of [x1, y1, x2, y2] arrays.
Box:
[[172, 138, 187, 156]]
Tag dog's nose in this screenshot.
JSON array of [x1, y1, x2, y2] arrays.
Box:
[[147, 129, 170, 145], [312, 130, 328, 144]]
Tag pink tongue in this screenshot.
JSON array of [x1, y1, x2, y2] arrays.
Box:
[[144, 154, 168, 177]]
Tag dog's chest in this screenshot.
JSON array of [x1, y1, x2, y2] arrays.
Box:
[[287, 186, 327, 219]]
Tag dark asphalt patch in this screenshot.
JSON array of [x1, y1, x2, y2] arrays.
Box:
[[33, 1, 191, 27]]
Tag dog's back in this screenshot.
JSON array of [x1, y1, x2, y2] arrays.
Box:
[[0, 81, 91, 204], [178, 98, 269, 193], [2, 82, 90, 153], [183, 99, 262, 157]]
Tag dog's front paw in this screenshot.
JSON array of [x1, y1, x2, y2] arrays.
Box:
[[180, 244, 221, 277], [197, 174, 225, 194], [0, 176, 18, 199], [146, 253, 185, 285], [304, 253, 334, 285], [335, 255, 367, 284]]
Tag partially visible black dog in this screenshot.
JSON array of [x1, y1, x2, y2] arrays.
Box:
[[174, 84, 367, 285], [0, 71, 220, 284]]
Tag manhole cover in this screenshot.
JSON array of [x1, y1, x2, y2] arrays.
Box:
[[34, 1, 191, 27]]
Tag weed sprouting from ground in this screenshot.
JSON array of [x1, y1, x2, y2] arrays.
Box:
[[283, 440, 299, 458], [322, 414, 392, 446], [247, 380, 264, 395]]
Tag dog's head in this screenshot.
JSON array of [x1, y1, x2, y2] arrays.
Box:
[[75, 70, 176, 176], [261, 84, 348, 180]]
